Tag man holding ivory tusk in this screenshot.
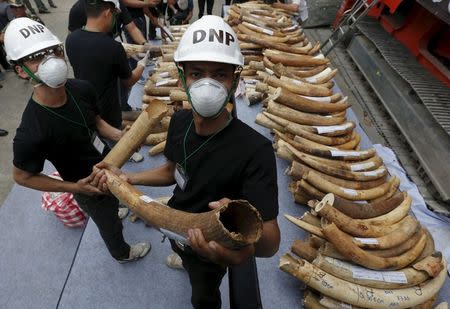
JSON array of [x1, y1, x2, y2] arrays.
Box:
[[94, 16, 280, 309], [5, 18, 150, 263]]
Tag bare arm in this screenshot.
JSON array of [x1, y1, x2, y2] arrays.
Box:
[[127, 161, 176, 186], [124, 21, 146, 45], [254, 218, 280, 257], [183, 11, 193, 24], [121, 64, 145, 88], [95, 115, 123, 142], [122, 0, 158, 8], [13, 166, 102, 195]]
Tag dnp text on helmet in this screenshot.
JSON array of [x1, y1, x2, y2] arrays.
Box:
[[193, 29, 235, 46], [19, 24, 46, 39]]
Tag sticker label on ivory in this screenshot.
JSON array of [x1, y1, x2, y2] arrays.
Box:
[[350, 161, 376, 171], [314, 123, 352, 134], [154, 96, 171, 100], [265, 68, 274, 75], [283, 24, 298, 31], [329, 150, 365, 157], [354, 237, 379, 244], [290, 79, 304, 86], [342, 188, 358, 196], [300, 95, 331, 103], [139, 195, 154, 203], [249, 23, 274, 36], [363, 168, 385, 176], [381, 271, 408, 283], [155, 78, 177, 87], [158, 71, 170, 78], [244, 79, 258, 85]]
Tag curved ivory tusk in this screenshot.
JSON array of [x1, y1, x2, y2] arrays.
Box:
[[255, 113, 285, 131], [269, 87, 350, 113], [319, 295, 363, 309], [148, 140, 166, 156], [264, 49, 330, 66], [103, 100, 168, 167], [312, 255, 430, 289], [414, 229, 436, 263], [104, 170, 263, 248], [304, 291, 328, 309], [369, 176, 401, 203], [279, 254, 447, 309], [291, 239, 318, 262], [267, 101, 346, 126], [305, 172, 396, 200], [286, 143, 386, 180], [288, 161, 388, 190], [314, 193, 413, 237], [264, 74, 332, 97], [366, 228, 424, 256], [237, 33, 314, 54], [413, 252, 444, 278], [237, 24, 289, 43], [335, 133, 360, 150], [144, 131, 167, 146], [284, 214, 324, 237], [322, 222, 427, 269], [286, 125, 354, 146]]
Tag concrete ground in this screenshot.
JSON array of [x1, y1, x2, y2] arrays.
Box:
[[0, 0, 225, 206]]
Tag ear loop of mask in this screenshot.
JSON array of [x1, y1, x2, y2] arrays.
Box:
[[21, 64, 43, 87], [176, 63, 242, 119]]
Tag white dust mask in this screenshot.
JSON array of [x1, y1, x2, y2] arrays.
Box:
[[36, 56, 68, 88], [188, 78, 229, 118]]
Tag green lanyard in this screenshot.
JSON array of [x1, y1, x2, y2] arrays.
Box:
[[35, 89, 92, 138], [182, 115, 232, 174]]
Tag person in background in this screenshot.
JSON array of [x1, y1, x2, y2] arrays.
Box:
[[68, 0, 148, 136], [8, 0, 44, 23], [4, 17, 150, 262], [66, 0, 149, 163], [30, 0, 49, 14], [197, 0, 212, 20], [122, 0, 160, 49], [272, 0, 308, 23], [147, 0, 166, 41], [167, 0, 192, 25]]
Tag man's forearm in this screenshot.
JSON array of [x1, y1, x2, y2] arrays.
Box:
[[96, 116, 122, 142], [127, 162, 176, 186], [127, 23, 147, 45], [254, 219, 280, 257], [14, 171, 78, 193]]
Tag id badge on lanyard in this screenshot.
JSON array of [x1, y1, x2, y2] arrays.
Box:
[[174, 163, 189, 191], [91, 132, 106, 155]]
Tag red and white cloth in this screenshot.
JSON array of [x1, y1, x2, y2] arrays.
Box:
[[41, 172, 87, 228]]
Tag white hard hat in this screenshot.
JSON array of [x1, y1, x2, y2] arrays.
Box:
[[4, 17, 61, 61], [101, 0, 121, 12], [174, 15, 244, 66]]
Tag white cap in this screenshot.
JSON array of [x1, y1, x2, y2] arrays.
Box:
[[4, 17, 61, 61], [102, 0, 120, 12], [174, 15, 244, 66], [177, 0, 188, 10]]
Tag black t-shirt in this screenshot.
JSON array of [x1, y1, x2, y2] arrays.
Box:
[[126, 6, 144, 19], [68, 0, 132, 35], [13, 79, 105, 182], [65, 29, 132, 128], [164, 110, 279, 221]]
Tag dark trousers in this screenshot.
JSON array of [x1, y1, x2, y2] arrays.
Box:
[[198, 0, 214, 19], [74, 193, 130, 260], [171, 241, 262, 309], [171, 241, 227, 309]]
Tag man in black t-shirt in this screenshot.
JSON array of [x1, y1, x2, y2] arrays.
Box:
[[68, 0, 147, 45], [96, 16, 280, 308], [66, 0, 148, 130], [4, 17, 150, 263]]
